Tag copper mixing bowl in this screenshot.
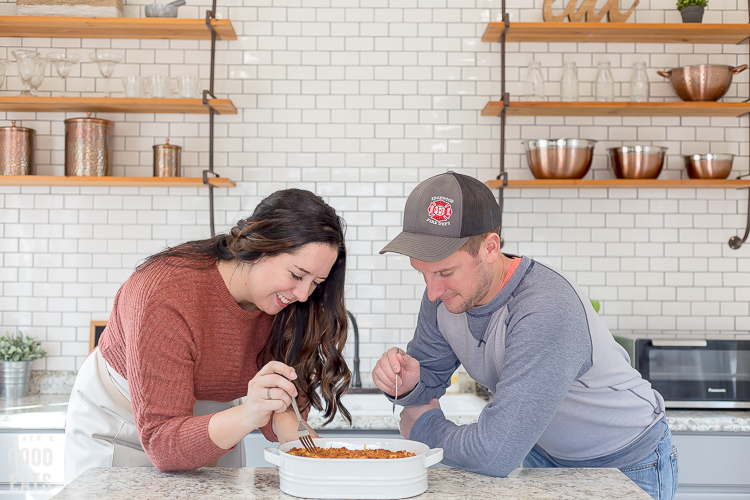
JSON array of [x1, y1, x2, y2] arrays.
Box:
[[608, 146, 667, 179], [524, 139, 596, 179], [657, 64, 747, 101], [683, 154, 734, 179]]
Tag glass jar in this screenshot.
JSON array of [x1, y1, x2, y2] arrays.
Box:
[[560, 61, 579, 102], [523, 61, 546, 101], [595, 61, 614, 102], [630, 61, 649, 102]]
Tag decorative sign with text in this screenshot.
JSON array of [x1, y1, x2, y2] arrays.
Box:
[[543, 0, 639, 22]]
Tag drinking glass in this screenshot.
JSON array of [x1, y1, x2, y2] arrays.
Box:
[[28, 57, 51, 96], [175, 75, 200, 99], [47, 52, 81, 96], [595, 61, 614, 102], [146, 75, 171, 98], [560, 61, 579, 102], [89, 50, 123, 97], [12, 49, 40, 96], [0, 59, 9, 89], [122, 75, 145, 97], [630, 61, 649, 102], [523, 62, 545, 101]]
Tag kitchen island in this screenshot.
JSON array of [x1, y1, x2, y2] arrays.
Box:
[[53, 466, 652, 499]]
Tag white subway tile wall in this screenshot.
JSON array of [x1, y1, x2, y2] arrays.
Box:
[[1, 1, 750, 376]]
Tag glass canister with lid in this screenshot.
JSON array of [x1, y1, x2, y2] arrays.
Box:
[[64, 112, 113, 176]]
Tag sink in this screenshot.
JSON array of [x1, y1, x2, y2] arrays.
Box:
[[310, 393, 487, 418]]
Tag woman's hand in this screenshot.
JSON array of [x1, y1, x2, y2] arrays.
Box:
[[241, 361, 298, 430], [372, 347, 420, 398], [273, 409, 320, 444]]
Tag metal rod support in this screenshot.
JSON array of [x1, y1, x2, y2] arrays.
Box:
[[205, 3, 218, 237], [496, 1, 508, 249], [728, 189, 750, 249]]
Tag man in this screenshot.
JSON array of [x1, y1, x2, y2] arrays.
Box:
[[373, 171, 677, 500]]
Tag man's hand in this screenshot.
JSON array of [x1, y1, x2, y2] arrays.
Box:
[[372, 347, 420, 398], [399, 398, 440, 440]]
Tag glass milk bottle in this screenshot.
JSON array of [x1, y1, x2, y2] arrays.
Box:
[[524, 61, 546, 101], [630, 61, 649, 102], [595, 61, 614, 102], [560, 61, 579, 102]]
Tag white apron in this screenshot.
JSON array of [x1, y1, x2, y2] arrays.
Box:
[[64, 348, 244, 484]]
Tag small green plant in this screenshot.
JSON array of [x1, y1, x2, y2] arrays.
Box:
[[0, 332, 46, 362], [590, 300, 601, 313], [677, 0, 707, 8]]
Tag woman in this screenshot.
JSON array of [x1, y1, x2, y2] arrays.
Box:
[[64, 189, 351, 484]]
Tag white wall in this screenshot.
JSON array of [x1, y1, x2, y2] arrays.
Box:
[[1, 0, 749, 376]]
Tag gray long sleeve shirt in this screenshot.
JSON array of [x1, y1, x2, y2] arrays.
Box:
[[400, 256, 665, 477]]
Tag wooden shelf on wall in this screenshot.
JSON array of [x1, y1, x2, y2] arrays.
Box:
[[0, 16, 236, 40], [481, 101, 750, 117], [485, 179, 750, 189], [0, 176, 236, 188], [0, 96, 237, 115], [482, 22, 750, 44]]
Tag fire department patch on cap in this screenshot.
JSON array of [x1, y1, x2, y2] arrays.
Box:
[[428, 199, 452, 222]]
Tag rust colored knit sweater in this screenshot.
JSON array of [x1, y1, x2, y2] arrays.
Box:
[[98, 256, 276, 471]]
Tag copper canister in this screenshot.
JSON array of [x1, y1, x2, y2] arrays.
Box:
[[65, 112, 113, 177], [153, 138, 181, 177], [0, 121, 35, 175]]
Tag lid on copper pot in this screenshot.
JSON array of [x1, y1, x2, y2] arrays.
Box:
[[0, 120, 35, 133], [153, 138, 181, 150], [64, 112, 113, 125]]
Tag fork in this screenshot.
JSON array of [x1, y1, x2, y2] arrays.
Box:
[[290, 397, 318, 453]]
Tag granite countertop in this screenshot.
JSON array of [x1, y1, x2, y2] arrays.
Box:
[[53, 466, 651, 500], [2, 394, 750, 433]]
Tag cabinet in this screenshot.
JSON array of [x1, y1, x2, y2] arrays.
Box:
[[672, 433, 750, 499], [0, 12, 238, 235], [482, 16, 750, 249]]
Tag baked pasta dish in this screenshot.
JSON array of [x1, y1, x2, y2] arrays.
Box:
[[287, 447, 416, 459]]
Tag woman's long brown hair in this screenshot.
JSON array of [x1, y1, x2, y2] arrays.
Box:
[[139, 189, 351, 425]]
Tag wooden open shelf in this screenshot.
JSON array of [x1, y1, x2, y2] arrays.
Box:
[[0, 16, 236, 40], [0, 96, 237, 115], [482, 22, 750, 44], [485, 179, 750, 189], [0, 176, 236, 187], [481, 101, 750, 117]]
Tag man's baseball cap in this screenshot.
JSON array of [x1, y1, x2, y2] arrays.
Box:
[[379, 171, 502, 262]]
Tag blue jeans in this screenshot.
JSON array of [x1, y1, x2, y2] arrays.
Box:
[[523, 427, 678, 500]]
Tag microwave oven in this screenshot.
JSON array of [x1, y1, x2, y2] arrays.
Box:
[[613, 334, 750, 409]]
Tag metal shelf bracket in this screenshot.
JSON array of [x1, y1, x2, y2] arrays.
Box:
[[729, 177, 750, 249]]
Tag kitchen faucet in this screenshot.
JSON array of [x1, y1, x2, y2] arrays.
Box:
[[346, 309, 381, 394]]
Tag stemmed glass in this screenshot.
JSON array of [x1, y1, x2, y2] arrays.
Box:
[[11, 49, 40, 96], [47, 52, 81, 96], [0, 59, 9, 90], [28, 57, 51, 96], [89, 50, 123, 97]]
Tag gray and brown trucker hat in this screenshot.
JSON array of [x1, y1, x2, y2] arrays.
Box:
[[379, 171, 502, 262]]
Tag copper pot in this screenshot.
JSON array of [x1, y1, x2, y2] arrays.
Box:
[[153, 138, 181, 177], [657, 64, 747, 102], [65, 112, 113, 177], [683, 154, 733, 179], [608, 146, 667, 179], [524, 139, 596, 179], [0, 121, 35, 175]]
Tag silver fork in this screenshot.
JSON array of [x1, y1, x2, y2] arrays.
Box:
[[290, 397, 318, 453]]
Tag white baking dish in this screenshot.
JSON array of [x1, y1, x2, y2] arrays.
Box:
[[264, 438, 443, 499]]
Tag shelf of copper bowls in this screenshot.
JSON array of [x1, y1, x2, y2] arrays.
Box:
[[608, 146, 668, 180], [524, 138, 597, 179]]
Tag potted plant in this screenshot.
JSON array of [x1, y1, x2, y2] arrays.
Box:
[[0, 332, 46, 399], [677, 0, 707, 23]]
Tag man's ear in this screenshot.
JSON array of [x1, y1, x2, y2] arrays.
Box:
[[483, 233, 502, 263]]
